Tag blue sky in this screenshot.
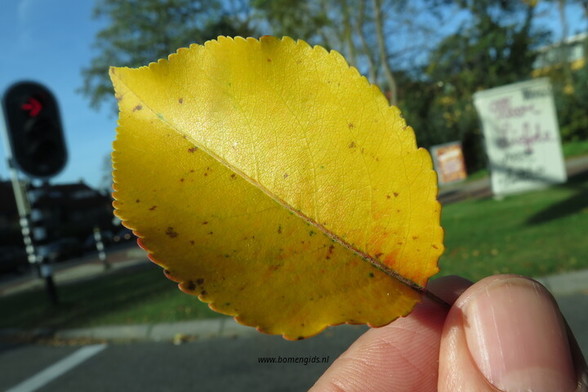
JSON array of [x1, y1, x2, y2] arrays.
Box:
[[0, 0, 586, 189], [0, 0, 113, 188]]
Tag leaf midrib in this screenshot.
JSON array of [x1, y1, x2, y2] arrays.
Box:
[[111, 67, 429, 297]]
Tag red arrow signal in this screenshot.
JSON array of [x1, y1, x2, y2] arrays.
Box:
[[21, 97, 42, 117]]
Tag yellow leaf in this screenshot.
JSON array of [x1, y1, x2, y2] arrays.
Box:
[[111, 36, 443, 340]]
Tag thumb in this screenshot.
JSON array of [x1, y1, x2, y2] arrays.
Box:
[[438, 275, 586, 392]]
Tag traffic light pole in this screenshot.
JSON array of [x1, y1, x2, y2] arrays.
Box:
[[0, 99, 59, 305]]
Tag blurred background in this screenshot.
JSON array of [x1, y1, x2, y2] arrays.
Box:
[[0, 0, 585, 275], [0, 1, 587, 390]]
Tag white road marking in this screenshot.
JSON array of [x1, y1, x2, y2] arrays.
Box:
[[6, 344, 107, 392]]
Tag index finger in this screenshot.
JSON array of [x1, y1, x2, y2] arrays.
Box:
[[310, 276, 471, 392]]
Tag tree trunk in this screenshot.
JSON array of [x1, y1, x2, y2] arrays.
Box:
[[356, 0, 378, 82], [341, 0, 358, 67], [372, 0, 398, 104]]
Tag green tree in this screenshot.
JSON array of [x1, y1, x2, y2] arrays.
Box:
[[542, 0, 588, 141], [80, 0, 256, 112], [419, 0, 550, 170]]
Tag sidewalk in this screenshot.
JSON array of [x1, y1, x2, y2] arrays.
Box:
[[0, 244, 147, 298]]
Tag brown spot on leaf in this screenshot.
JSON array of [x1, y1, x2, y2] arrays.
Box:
[[202, 221, 208, 225], [185, 281, 196, 291], [135, 199, 141, 203], [200, 290, 208, 296], [412, 236, 419, 240], [348, 122, 355, 129], [230, 173, 237, 179], [196, 278, 204, 285], [283, 173, 289, 179], [375, 253, 384, 259], [277, 225, 282, 234], [180, 178, 185, 182], [432, 244, 439, 249], [326, 244, 335, 260], [165, 227, 178, 238], [348, 141, 356, 148], [178, 98, 184, 104], [149, 205, 157, 211], [267, 58, 272, 62], [386, 195, 391, 199], [189, 240, 195, 245], [188, 147, 198, 153], [394, 192, 399, 197], [133, 105, 142, 111]]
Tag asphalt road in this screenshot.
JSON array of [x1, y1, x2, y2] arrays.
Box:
[[555, 292, 588, 357], [2, 290, 587, 392], [0, 325, 365, 392]]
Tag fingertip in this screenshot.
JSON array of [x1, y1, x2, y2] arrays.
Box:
[[440, 274, 579, 392]]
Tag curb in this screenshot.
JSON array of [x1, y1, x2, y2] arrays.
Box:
[[0, 317, 260, 345], [55, 318, 259, 342]]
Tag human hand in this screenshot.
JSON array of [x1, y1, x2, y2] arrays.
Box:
[[311, 275, 588, 391]]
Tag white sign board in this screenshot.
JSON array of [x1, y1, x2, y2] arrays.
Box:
[[473, 78, 567, 196]]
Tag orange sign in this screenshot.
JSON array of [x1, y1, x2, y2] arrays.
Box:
[[431, 142, 467, 185]]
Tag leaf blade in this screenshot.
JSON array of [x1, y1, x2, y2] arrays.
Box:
[[111, 36, 443, 339], [112, 108, 421, 339]]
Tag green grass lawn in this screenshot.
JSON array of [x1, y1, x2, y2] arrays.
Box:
[[0, 263, 221, 330], [1, 170, 587, 330], [563, 139, 588, 158], [438, 170, 588, 281]]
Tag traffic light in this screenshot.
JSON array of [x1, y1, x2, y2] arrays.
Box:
[[2, 81, 67, 178]]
